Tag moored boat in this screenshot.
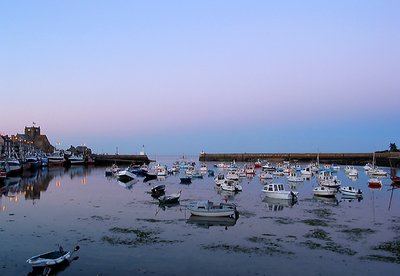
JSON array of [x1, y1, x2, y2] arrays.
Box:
[[150, 184, 165, 197], [26, 245, 80, 268], [68, 155, 85, 165], [186, 200, 238, 218], [313, 186, 337, 197], [368, 178, 382, 188], [261, 183, 298, 200], [115, 170, 137, 183], [158, 190, 181, 204], [339, 186, 362, 197]]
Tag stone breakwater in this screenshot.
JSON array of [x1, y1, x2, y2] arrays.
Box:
[[199, 152, 400, 167], [92, 154, 153, 165]]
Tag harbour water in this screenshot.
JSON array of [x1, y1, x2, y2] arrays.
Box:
[[1, 155, 399, 275]]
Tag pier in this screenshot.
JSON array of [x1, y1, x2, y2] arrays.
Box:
[[199, 152, 400, 167], [92, 154, 153, 165]]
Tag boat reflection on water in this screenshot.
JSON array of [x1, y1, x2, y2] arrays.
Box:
[[158, 201, 180, 211], [348, 175, 358, 182], [288, 181, 304, 190], [340, 194, 363, 203], [313, 195, 339, 206], [216, 188, 237, 201], [117, 179, 136, 190], [186, 215, 238, 229], [28, 256, 79, 276], [262, 196, 297, 211]]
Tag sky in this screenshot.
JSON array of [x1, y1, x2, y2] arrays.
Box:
[[1, 0, 399, 155]]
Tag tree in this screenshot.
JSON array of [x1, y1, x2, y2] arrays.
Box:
[[389, 143, 398, 152]]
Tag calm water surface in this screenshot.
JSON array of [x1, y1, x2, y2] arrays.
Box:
[[1, 156, 399, 275]]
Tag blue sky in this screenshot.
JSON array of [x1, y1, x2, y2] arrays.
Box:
[[1, 1, 399, 155]]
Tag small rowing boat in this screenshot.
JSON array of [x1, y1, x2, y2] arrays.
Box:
[[27, 245, 80, 268]]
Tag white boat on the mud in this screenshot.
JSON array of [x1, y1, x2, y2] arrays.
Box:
[[115, 170, 137, 182], [339, 186, 362, 197], [313, 186, 337, 197], [262, 183, 298, 200], [214, 174, 225, 186], [27, 246, 80, 268], [220, 179, 242, 192], [186, 200, 238, 218]]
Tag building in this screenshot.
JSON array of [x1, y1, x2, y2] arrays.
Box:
[[23, 126, 55, 153], [1, 135, 14, 157]]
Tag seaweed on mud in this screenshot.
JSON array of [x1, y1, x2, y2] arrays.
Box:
[[300, 240, 356, 255], [361, 254, 399, 264], [274, 217, 296, 225], [300, 240, 322, 250], [324, 241, 356, 255], [102, 227, 181, 246], [202, 243, 294, 256], [262, 233, 277, 237], [305, 208, 334, 220], [304, 229, 331, 241], [372, 240, 400, 259], [90, 215, 112, 221], [136, 218, 176, 224], [301, 219, 328, 227], [238, 210, 257, 218], [340, 228, 376, 241]]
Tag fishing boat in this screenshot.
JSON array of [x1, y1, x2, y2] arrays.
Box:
[[158, 190, 181, 204], [150, 184, 165, 197], [26, 245, 80, 268], [261, 183, 298, 200], [220, 179, 242, 192], [260, 171, 273, 180], [313, 186, 337, 197], [48, 151, 65, 166], [186, 200, 238, 218], [68, 155, 85, 165], [214, 174, 225, 186], [115, 170, 137, 183], [339, 186, 363, 197]]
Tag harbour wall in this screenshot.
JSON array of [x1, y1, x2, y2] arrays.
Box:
[[199, 152, 400, 167], [92, 154, 153, 165]]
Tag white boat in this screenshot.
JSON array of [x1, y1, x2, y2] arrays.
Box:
[[318, 170, 341, 188], [260, 171, 273, 180], [157, 166, 167, 177], [364, 163, 373, 171], [226, 169, 239, 181], [313, 186, 337, 197], [186, 200, 238, 217], [3, 159, 22, 175], [244, 164, 256, 175], [347, 167, 358, 177], [68, 155, 84, 165], [339, 186, 363, 197], [115, 170, 137, 182], [48, 151, 65, 166], [287, 171, 303, 182], [261, 183, 298, 200], [27, 246, 80, 268], [300, 166, 312, 176], [369, 168, 387, 177], [221, 179, 242, 192], [214, 174, 225, 186], [200, 163, 208, 173]]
